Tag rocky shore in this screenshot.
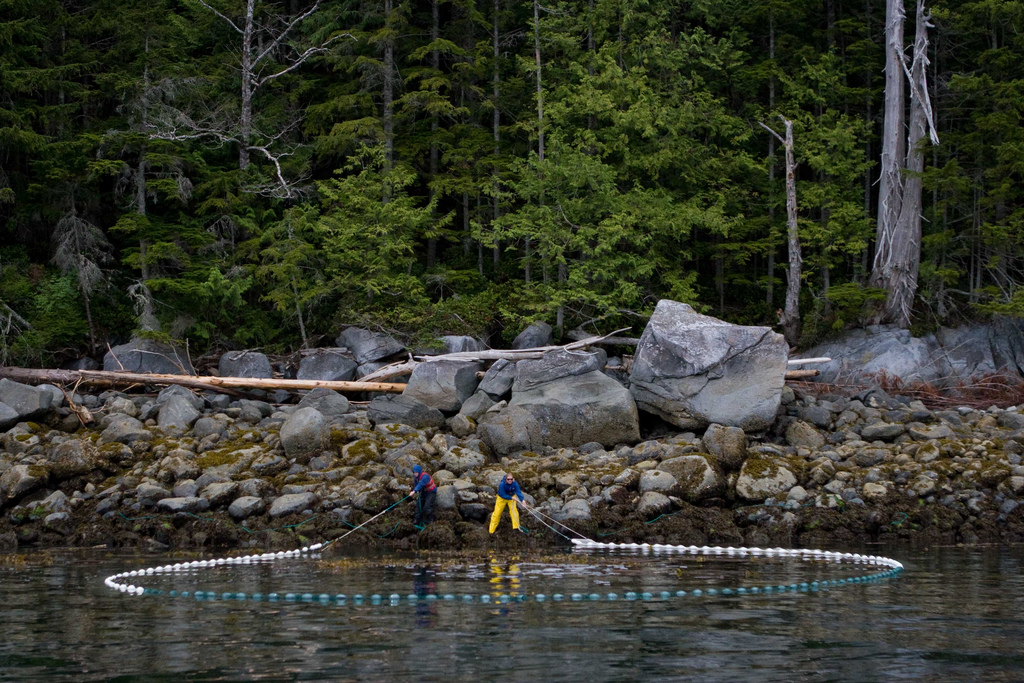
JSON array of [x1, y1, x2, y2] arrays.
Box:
[[4, 302, 1024, 554]]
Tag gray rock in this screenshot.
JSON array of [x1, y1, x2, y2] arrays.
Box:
[[0, 465, 43, 502], [193, 417, 226, 440], [997, 412, 1024, 430], [636, 491, 672, 518], [505, 370, 640, 451], [477, 406, 544, 457], [479, 359, 516, 398], [218, 350, 273, 378], [163, 456, 201, 481], [459, 503, 489, 521], [156, 496, 210, 514], [0, 402, 18, 431], [238, 478, 275, 498], [173, 480, 199, 498], [104, 338, 194, 375], [798, 405, 833, 429], [701, 424, 747, 471], [639, 469, 677, 493], [337, 327, 403, 365], [136, 483, 171, 506], [659, 455, 725, 501], [252, 454, 288, 475], [40, 490, 69, 512], [558, 499, 592, 522], [403, 360, 483, 412], [735, 458, 798, 502], [512, 349, 603, 392], [279, 407, 328, 463], [511, 321, 553, 350], [440, 447, 486, 475], [105, 396, 138, 417], [355, 361, 388, 379], [100, 414, 153, 445], [438, 336, 483, 353], [297, 388, 350, 418], [908, 423, 953, 440], [269, 492, 318, 518], [63, 356, 100, 371], [297, 349, 357, 382], [38, 384, 65, 409], [50, 440, 102, 480], [435, 485, 457, 510], [458, 391, 495, 421], [785, 420, 825, 449], [860, 422, 905, 442], [239, 399, 273, 418], [228, 496, 265, 520], [853, 448, 887, 467], [0, 379, 52, 420], [367, 394, 445, 429], [157, 395, 201, 434], [157, 384, 205, 411], [628, 300, 788, 431], [200, 481, 239, 508]]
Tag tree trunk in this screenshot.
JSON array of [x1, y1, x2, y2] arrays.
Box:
[[383, 0, 394, 170], [426, 0, 440, 267], [884, 0, 938, 327], [766, 11, 776, 307], [239, 0, 255, 170], [870, 0, 906, 310], [492, 0, 501, 269], [779, 118, 802, 345]]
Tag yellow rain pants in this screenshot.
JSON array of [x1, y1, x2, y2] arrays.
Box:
[[489, 497, 520, 533]]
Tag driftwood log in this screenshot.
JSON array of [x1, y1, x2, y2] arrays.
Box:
[[0, 367, 406, 395]]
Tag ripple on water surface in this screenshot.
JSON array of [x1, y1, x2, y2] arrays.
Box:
[[2, 546, 1024, 681]]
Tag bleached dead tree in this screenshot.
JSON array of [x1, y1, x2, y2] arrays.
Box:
[[761, 116, 802, 346], [52, 204, 113, 353], [870, 0, 939, 328], [150, 0, 351, 198]]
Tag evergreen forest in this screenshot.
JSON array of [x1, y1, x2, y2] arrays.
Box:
[[2, 0, 1023, 365]]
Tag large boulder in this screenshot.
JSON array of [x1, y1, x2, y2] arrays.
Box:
[[0, 464, 44, 503], [156, 385, 204, 411], [701, 424, 747, 471], [297, 388, 350, 419], [0, 403, 19, 431], [269, 492, 318, 518], [218, 350, 273, 378], [296, 349, 357, 382], [628, 300, 788, 432], [103, 338, 195, 375], [157, 395, 201, 434], [50, 440, 103, 480], [367, 394, 445, 429], [0, 380, 53, 420], [440, 335, 483, 353], [477, 406, 544, 456], [512, 349, 604, 392], [506, 370, 640, 450], [100, 414, 153, 445], [795, 319, 1024, 386], [511, 321, 553, 349], [279, 407, 328, 463], [337, 327, 403, 365], [479, 359, 516, 398], [659, 455, 726, 501], [402, 360, 483, 412], [735, 457, 798, 502]]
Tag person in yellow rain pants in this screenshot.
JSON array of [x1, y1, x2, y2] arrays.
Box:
[[489, 473, 526, 533]]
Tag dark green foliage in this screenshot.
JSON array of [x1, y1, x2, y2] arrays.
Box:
[[0, 0, 1022, 363]]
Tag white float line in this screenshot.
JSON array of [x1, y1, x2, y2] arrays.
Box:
[[569, 540, 904, 571], [103, 543, 324, 596]]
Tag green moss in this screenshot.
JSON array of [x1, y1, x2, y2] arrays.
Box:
[[26, 422, 41, 432], [14, 434, 32, 442], [194, 439, 255, 469], [28, 465, 48, 478]]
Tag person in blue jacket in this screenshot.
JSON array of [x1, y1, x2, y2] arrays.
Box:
[[489, 472, 526, 533], [409, 465, 437, 528]]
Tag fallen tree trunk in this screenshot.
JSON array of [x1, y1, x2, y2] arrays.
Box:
[[0, 367, 406, 395], [564, 330, 640, 346]]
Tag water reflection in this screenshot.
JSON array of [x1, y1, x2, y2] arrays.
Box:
[[1, 547, 1024, 681]]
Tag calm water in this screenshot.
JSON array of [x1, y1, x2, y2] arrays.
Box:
[[1, 544, 1023, 682]]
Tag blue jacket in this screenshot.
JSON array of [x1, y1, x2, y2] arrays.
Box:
[[412, 472, 436, 493], [497, 479, 524, 501]]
